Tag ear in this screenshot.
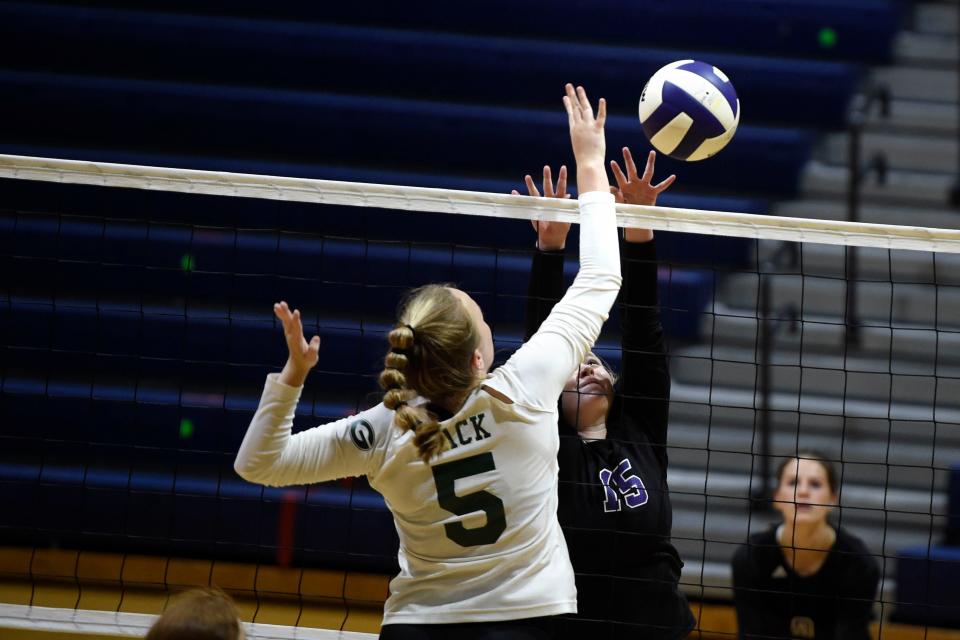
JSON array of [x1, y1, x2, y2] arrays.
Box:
[[472, 348, 485, 373]]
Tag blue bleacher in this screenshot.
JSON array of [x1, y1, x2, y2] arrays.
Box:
[[0, 455, 400, 571], [2, 207, 719, 333], [0, 0, 901, 574], [895, 546, 960, 629], [0, 71, 811, 197], [1, 0, 900, 62], [0, 4, 860, 129], [893, 465, 960, 628]]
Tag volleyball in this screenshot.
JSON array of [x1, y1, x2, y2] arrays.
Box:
[[638, 60, 740, 162]]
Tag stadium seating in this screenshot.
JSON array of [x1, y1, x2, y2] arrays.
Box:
[[1, 0, 901, 62], [0, 71, 811, 196], [895, 545, 960, 629], [0, 0, 904, 604], [0, 4, 860, 128]]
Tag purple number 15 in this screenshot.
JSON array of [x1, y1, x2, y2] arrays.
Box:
[[599, 458, 649, 512]]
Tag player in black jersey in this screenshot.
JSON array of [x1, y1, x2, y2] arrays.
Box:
[[732, 452, 880, 640], [517, 147, 695, 639]]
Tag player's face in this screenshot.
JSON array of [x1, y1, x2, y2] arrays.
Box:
[[449, 288, 494, 375], [560, 353, 614, 429], [773, 458, 836, 526]]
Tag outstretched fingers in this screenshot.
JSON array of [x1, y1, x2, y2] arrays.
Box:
[[516, 166, 568, 199], [274, 301, 298, 341], [524, 174, 541, 197], [307, 333, 321, 357], [632, 148, 647, 181], [274, 301, 294, 331], [568, 85, 605, 129], [274, 301, 319, 357], [563, 83, 608, 193], [539, 165, 570, 198], [610, 160, 628, 190], [555, 165, 569, 197], [640, 149, 676, 193], [576, 85, 594, 119], [653, 174, 677, 193], [563, 83, 580, 125]]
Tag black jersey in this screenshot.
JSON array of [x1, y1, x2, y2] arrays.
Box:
[[526, 239, 695, 640], [731, 526, 880, 640]]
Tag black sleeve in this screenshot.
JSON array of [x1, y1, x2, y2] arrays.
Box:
[[832, 549, 880, 640], [618, 240, 670, 454], [524, 248, 566, 341], [732, 545, 784, 640]]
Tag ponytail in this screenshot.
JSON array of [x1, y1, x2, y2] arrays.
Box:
[[378, 285, 483, 463]]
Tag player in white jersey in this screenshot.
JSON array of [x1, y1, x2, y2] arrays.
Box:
[[234, 84, 622, 639]]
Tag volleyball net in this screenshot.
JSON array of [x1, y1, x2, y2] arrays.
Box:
[[0, 155, 958, 638]]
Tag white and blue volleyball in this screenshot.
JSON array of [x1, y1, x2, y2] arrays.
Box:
[[638, 60, 740, 162]]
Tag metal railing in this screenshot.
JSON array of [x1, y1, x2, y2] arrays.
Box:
[[845, 86, 890, 346], [751, 87, 889, 505], [751, 242, 799, 509]]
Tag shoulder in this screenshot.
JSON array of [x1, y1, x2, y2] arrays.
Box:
[[351, 402, 396, 430], [482, 364, 551, 413], [834, 527, 870, 553], [339, 403, 400, 453], [833, 527, 879, 572], [731, 543, 750, 568], [480, 383, 513, 405]]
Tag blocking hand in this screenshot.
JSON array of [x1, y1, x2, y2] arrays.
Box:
[[610, 148, 676, 243], [610, 148, 676, 206], [512, 164, 571, 251]]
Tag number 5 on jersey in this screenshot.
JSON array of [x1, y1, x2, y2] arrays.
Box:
[[432, 453, 507, 547]]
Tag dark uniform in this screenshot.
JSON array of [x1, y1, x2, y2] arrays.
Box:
[[526, 239, 695, 639], [732, 526, 880, 640]]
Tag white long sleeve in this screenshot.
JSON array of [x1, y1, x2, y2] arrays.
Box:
[[485, 190, 621, 410], [233, 373, 392, 486]]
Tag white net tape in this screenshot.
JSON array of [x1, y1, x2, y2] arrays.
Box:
[[0, 604, 376, 639], [2, 154, 960, 253]]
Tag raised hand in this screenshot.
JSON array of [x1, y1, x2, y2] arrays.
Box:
[[563, 83, 608, 194], [274, 301, 321, 387], [512, 164, 571, 251], [610, 148, 676, 243], [610, 148, 676, 206]]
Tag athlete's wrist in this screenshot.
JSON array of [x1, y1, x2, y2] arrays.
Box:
[[278, 359, 308, 387]]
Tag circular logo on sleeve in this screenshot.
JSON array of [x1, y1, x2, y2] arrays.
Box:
[[349, 419, 375, 451]]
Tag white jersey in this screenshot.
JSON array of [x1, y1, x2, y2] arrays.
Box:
[[235, 191, 621, 624]]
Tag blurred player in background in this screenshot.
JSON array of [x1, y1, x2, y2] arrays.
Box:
[[732, 452, 880, 640]]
